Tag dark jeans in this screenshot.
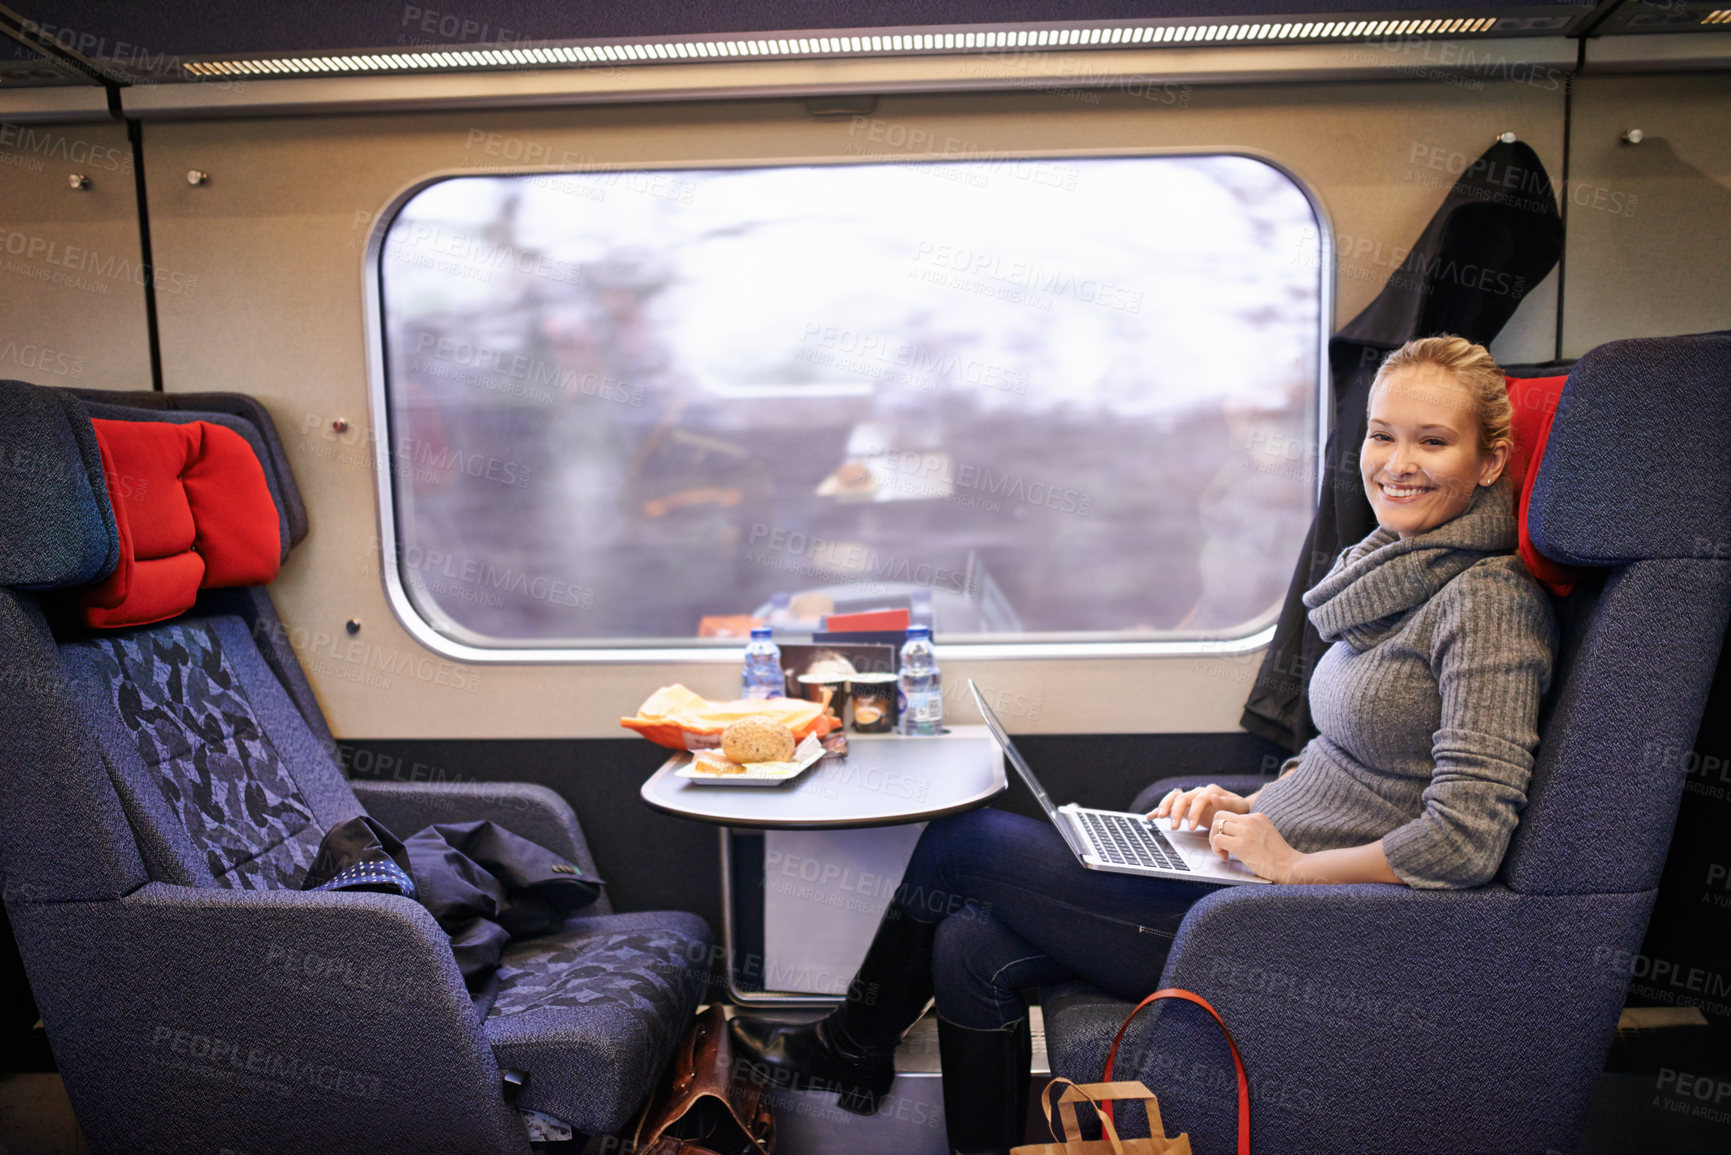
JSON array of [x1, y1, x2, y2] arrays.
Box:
[[898, 807, 1224, 1031]]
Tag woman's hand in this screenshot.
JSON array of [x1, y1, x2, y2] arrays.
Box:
[[1148, 784, 1252, 835], [1208, 811, 1303, 883]]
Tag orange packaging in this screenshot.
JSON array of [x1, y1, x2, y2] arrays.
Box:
[[621, 684, 837, 751]]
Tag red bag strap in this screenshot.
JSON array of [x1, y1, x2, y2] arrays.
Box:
[[1100, 987, 1250, 1155]]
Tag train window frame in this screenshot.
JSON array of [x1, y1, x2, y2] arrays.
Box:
[[362, 148, 1334, 664]]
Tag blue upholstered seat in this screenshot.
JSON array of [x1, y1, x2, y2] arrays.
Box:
[[1042, 333, 1731, 1155], [0, 380, 711, 1153], [487, 910, 713, 1126]]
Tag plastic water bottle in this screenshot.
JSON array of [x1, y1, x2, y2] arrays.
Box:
[[741, 626, 784, 700], [897, 625, 943, 735]]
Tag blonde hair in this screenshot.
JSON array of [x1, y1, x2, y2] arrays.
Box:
[[1372, 336, 1513, 456]]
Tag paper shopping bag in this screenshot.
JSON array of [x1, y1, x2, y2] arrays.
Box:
[[1011, 1078, 1191, 1154], [1014, 987, 1250, 1155]]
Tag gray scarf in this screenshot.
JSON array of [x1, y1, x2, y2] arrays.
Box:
[[1303, 475, 1518, 651]]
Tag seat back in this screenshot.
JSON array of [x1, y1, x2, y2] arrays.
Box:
[[59, 614, 363, 889], [0, 382, 148, 905], [1500, 334, 1731, 895], [0, 379, 359, 898]]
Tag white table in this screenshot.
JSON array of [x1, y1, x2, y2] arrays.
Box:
[[639, 726, 1007, 1002]]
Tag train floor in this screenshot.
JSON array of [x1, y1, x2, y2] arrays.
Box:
[[0, 1010, 1725, 1154]]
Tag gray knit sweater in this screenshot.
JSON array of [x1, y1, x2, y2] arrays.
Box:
[[1251, 475, 1559, 889]]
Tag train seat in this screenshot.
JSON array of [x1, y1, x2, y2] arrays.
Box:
[[1041, 332, 1731, 1155], [0, 379, 711, 1153]]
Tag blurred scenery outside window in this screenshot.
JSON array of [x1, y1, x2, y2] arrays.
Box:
[[377, 154, 1322, 647]]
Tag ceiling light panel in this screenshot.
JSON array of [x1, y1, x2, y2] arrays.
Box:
[[178, 13, 1531, 80]]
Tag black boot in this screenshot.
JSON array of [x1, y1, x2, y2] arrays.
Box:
[[939, 1017, 1033, 1155], [729, 900, 937, 1114]]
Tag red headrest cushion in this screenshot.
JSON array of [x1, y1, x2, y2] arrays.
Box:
[[1503, 375, 1588, 597], [78, 419, 281, 628]]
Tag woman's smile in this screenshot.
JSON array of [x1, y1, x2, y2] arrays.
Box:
[[1375, 480, 1437, 503], [1360, 363, 1509, 538]]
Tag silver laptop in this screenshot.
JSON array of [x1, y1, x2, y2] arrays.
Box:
[[969, 680, 1270, 886]]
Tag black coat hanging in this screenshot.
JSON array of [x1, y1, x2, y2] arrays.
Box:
[[1240, 138, 1564, 752]]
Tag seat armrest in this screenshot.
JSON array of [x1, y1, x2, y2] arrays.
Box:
[[1072, 883, 1648, 1155], [351, 779, 608, 910], [8, 882, 530, 1155]]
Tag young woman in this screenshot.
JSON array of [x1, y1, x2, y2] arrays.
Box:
[[730, 336, 1560, 1155]]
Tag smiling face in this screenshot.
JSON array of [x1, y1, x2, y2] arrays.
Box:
[[1361, 364, 1510, 539]]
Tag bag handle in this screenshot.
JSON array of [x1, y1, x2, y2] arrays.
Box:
[[1040, 1078, 1128, 1154], [1100, 987, 1250, 1155], [1057, 1079, 1170, 1147]]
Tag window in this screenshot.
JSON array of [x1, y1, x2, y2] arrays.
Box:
[[374, 153, 1323, 650]]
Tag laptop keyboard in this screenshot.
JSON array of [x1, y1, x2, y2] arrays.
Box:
[[1079, 811, 1191, 872]]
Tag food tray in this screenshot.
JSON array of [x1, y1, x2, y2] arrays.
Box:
[[674, 734, 827, 786]]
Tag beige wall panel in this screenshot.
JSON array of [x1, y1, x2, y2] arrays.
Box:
[[143, 78, 1564, 739], [0, 118, 152, 390], [1562, 72, 1731, 356]]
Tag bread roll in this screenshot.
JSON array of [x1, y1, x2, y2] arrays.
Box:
[[722, 717, 797, 763]]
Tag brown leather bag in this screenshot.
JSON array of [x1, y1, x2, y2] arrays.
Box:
[[632, 1005, 776, 1155]]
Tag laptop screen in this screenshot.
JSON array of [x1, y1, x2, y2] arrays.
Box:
[[968, 679, 1063, 823]]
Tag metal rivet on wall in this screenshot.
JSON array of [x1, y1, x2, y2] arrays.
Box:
[[1620, 129, 1645, 145], [68, 173, 89, 189], [1498, 131, 1517, 144], [187, 169, 210, 185]]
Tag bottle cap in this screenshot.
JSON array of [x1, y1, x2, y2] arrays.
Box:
[[750, 626, 772, 640], [907, 624, 931, 639]]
